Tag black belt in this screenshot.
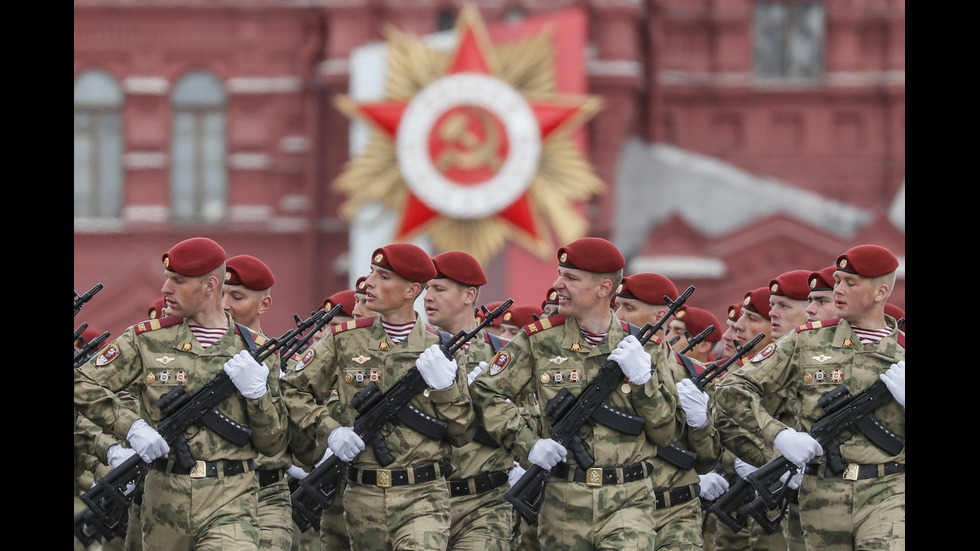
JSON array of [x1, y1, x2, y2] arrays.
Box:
[[804, 462, 904, 480], [551, 462, 653, 486], [449, 470, 509, 497], [349, 459, 453, 488], [654, 483, 700, 509], [152, 458, 256, 478], [257, 468, 284, 487]]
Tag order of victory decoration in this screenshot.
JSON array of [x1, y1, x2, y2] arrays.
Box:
[[333, 5, 604, 264]]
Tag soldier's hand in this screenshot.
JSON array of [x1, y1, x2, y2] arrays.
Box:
[[734, 458, 758, 479], [528, 438, 567, 470], [127, 419, 170, 463], [328, 427, 365, 462], [416, 344, 457, 390], [677, 378, 710, 427], [467, 361, 488, 386], [608, 335, 652, 385], [880, 360, 905, 408], [774, 428, 823, 469], [287, 465, 310, 481], [699, 472, 730, 501], [223, 351, 270, 399], [106, 444, 137, 469], [508, 463, 526, 487]]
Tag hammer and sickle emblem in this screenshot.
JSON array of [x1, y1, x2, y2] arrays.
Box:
[[435, 107, 503, 172]]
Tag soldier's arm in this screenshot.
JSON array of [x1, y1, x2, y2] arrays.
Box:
[[632, 340, 681, 447], [244, 352, 290, 456], [280, 336, 341, 465], [73, 326, 144, 441], [429, 360, 477, 447], [470, 335, 539, 463]]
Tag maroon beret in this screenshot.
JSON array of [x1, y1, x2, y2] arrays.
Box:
[[742, 287, 772, 320], [727, 303, 741, 322], [676, 306, 722, 343], [225, 255, 275, 290], [541, 287, 559, 309], [431, 251, 487, 287], [354, 275, 368, 295], [808, 266, 836, 292], [372, 244, 437, 283], [148, 297, 166, 319], [162, 237, 226, 277], [78, 326, 103, 346], [618, 273, 679, 306], [322, 290, 356, 317], [770, 270, 812, 301], [836, 245, 899, 278], [500, 304, 540, 328], [477, 301, 506, 327], [557, 237, 625, 273]]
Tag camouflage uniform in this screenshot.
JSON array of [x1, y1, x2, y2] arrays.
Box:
[[281, 314, 476, 551], [447, 331, 516, 551], [714, 317, 905, 550], [650, 356, 722, 551], [470, 314, 682, 550], [255, 449, 294, 550], [73, 314, 289, 551]]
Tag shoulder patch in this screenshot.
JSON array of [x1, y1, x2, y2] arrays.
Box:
[[332, 316, 375, 335], [488, 350, 512, 376], [95, 343, 121, 366], [134, 316, 182, 335], [525, 314, 565, 335], [294, 348, 316, 371], [751, 343, 777, 362]]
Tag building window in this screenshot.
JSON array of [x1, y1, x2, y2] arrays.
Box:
[[171, 71, 227, 223], [753, 2, 825, 79], [74, 70, 124, 218]]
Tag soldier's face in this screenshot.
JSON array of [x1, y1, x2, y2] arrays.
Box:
[[352, 294, 370, 318], [721, 319, 738, 359], [161, 270, 207, 319], [222, 285, 266, 330], [365, 266, 415, 314], [833, 272, 880, 323], [733, 308, 772, 355], [424, 279, 469, 329], [665, 319, 689, 354], [806, 291, 835, 322], [554, 267, 603, 319], [769, 296, 807, 340], [499, 324, 521, 340]]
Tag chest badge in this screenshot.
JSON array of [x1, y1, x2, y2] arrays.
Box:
[[842, 338, 854, 348], [378, 341, 390, 351], [540, 373, 550, 383], [570, 342, 582, 352], [156, 355, 175, 365], [549, 356, 568, 365], [181, 342, 193, 351], [812, 354, 832, 363], [352, 354, 370, 364]]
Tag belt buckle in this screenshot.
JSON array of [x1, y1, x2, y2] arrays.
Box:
[[586, 467, 603, 487], [376, 469, 392, 488], [190, 460, 208, 479], [842, 463, 860, 481]]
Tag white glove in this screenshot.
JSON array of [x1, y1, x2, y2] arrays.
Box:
[[608, 335, 652, 385], [286, 465, 310, 480], [527, 438, 568, 470], [223, 351, 269, 399], [106, 444, 137, 469], [880, 361, 905, 408], [467, 361, 487, 386], [787, 470, 803, 490], [734, 458, 758, 479], [774, 428, 823, 469], [508, 463, 526, 487], [127, 419, 170, 463], [328, 427, 365, 462], [677, 379, 710, 428], [699, 472, 730, 501], [416, 345, 457, 390]]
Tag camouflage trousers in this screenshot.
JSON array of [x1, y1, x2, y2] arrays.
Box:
[[515, 514, 539, 551], [711, 506, 787, 551], [799, 471, 904, 551], [343, 477, 451, 550], [652, 492, 703, 551], [140, 465, 260, 550], [786, 497, 805, 551], [448, 484, 514, 551], [537, 476, 657, 550], [319, 481, 352, 550], [257, 476, 294, 551]]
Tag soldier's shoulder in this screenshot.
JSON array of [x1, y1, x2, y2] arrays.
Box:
[[795, 317, 841, 334], [524, 314, 566, 336], [133, 316, 183, 336], [331, 316, 376, 336], [233, 324, 269, 347]]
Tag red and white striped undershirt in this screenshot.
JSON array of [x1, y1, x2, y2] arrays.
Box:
[[581, 329, 607, 348], [188, 323, 226, 349], [381, 320, 415, 343], [851, 326, 891, 345]]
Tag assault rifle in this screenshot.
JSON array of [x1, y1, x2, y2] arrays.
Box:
[[505, 285, 695, 525], [75, 283, 104, 316], [75, 330, 111, 369], [291, 299, 515, 532], [678, 324, 715, 356], [709, 377, 904, 533], [75, 309, 337, 543]]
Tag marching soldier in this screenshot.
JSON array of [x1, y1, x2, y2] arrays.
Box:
[[540, 288, 559, 318], [804, 267, 837, 324], [470, 237, 682, 550], [74, 237, 289, 550], [715, 245, 905, 550], [666, 306, 722, 364], [614, 272, 680, 339], [280, 243, 476, 550]]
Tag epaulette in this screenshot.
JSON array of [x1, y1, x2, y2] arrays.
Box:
[[134, 316, 183, 335], [233, 324, 268, 347], [331, 315, 376, 336], [524, 314, 566, 336], [796, 317, 841, 333]]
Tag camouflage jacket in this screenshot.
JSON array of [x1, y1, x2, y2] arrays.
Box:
[[280, 314, 476, 469], [715, 316, 905, 468], [470, 314, 682, 470], [73, 313, 289, 462]]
